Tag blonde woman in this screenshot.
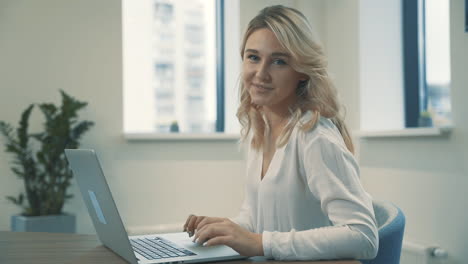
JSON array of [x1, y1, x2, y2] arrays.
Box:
[[183, 5, 378, 261]]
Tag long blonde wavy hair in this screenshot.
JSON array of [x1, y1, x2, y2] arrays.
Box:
[[236, 5, 354, 154]]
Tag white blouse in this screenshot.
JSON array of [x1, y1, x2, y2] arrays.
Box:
[[231, 113, 378, 260]]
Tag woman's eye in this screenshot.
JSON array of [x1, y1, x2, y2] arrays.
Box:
[[247, 54, 259, 62], [272, 59, 287, 65]]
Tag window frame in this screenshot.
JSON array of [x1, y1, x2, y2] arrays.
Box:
[[215, 0, 225, 132], [123, 0, 241, 140], [357, 0, 453, 137], [466, 0, 468, 32], [402, 0, 452, 129], [402, 0, 426, 128]]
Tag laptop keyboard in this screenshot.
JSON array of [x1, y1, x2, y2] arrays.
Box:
[[130, 237, 197, 260]]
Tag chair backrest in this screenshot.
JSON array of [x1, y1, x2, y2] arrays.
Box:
[[361, 200, 405, 264]]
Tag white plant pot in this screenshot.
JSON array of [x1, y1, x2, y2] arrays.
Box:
[[11, 213, 76, 233]]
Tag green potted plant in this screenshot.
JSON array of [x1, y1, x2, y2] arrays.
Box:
[[0, 90, 94, 233]]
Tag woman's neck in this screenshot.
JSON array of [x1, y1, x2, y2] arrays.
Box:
[[262, 106, 291, 134]]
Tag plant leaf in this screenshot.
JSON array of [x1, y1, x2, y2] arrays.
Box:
[[6, 196, 19, 205], [38, 103, 57, 123], [11, 167, 24, 178], [71, 121, 94, 142], [3, 90, 94, 216], [17, 104, 34, 148], [18, 193, 24, 204], [60, 90, 88, 119]]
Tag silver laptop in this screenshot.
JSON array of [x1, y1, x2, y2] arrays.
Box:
[[65, 149, 245, 264]]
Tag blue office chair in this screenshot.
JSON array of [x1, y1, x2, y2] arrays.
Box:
[[361, 200, 405, 264]]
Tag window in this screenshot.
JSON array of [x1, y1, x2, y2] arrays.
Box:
[[123, 0, 238, 135], [403, 0, 452, 128], [359, 0, 452, 133]]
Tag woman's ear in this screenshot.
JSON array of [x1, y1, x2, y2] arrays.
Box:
[[296, 79, 308, 96], [298, 80, 308, 87], [299, 73, 309, 82], [298, 76, 309, 85]]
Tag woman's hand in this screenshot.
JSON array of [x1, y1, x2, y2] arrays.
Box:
[[192, 218, 264, 257], [183, 215, 225, 236]]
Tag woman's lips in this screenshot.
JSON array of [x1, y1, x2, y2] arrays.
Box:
[[252, 83, 273, 91]]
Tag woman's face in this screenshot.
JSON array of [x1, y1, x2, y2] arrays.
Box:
[[242, 28, 306, 112]]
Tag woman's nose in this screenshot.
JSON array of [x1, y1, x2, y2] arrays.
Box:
[[254, 62, 270, 82]]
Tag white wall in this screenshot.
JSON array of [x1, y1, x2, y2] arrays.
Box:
[[359, 0, 404, 131], [324, 0, 360, 132]]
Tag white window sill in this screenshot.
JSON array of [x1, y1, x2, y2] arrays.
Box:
[[356, 126, 453, 138], [124, 133, 241, 141], [125, 126, 453, 141]]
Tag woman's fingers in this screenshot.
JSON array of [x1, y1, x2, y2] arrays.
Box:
[[183, 214, 194, 231], [184, 214, 201, 234], [194, 216, 206, 230], [194, 219, 220, 239], [188, 215, 207, 235], [190, 219, 262, 257], [193, 223, 228, 245], [196, 217, 224, 231], [187, 216, 198, 233], [183, 216, 227, 238]]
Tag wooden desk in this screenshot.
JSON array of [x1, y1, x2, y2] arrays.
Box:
[[0, 231, 360, 264]]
